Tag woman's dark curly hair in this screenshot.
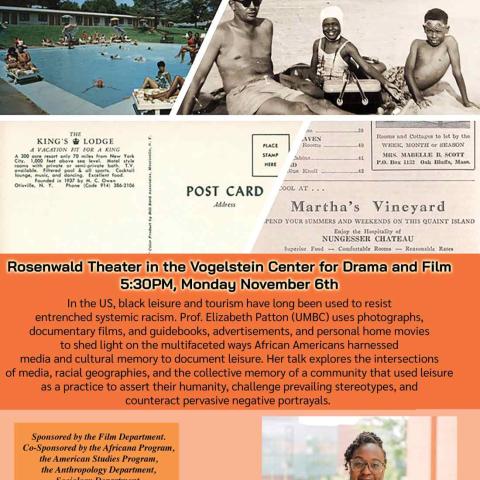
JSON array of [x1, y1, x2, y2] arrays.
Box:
[[344, 432, 387, 470]]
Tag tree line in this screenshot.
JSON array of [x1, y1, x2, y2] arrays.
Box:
[[5, 0, 221, 24]]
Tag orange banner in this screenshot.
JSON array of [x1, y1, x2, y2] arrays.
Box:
[[1, 254, 477, 409]]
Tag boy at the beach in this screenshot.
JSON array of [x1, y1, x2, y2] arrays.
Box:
[[386, 8, 475, 109]]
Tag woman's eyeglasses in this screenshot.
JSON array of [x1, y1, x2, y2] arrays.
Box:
[[350, 459, 386, 473]]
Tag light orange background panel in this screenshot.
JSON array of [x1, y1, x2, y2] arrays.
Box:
[[0, 410, 478, 480]]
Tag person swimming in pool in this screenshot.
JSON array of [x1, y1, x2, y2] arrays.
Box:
[[82, 79, 119, 93]]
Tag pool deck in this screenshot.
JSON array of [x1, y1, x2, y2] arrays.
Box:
[[0, 78, 46, 115], [0, 68, 134, 115]]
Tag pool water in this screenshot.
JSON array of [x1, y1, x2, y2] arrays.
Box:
[[29, 43, 190, 108]]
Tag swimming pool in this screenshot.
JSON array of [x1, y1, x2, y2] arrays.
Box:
[[28, 43, 190, 108]]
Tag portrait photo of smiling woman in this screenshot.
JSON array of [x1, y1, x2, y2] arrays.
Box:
[[262, 416, 457, 480], [344, 432, 387, 480]]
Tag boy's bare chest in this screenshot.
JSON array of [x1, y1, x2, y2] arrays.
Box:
[[417, 43, 449, 67]]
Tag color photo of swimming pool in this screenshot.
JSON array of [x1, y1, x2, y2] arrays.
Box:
[[29, 43, 190, 109]]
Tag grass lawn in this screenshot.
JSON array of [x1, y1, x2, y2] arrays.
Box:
[[0, 25, 207, 48]]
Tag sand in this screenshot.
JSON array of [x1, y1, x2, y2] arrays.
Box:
[[198, 0, 480, 114]]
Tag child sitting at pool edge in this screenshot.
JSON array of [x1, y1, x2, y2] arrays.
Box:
[[385, 8, 476, 109]]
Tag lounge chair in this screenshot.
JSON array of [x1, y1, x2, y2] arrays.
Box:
[[132, 88, 177, 115], [6, 66, 42, 84]]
